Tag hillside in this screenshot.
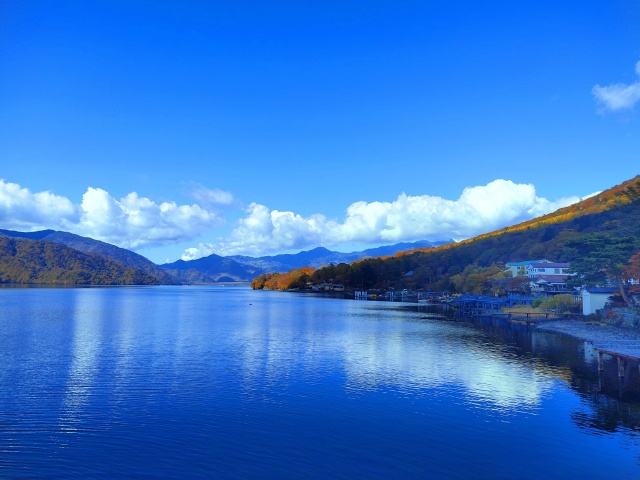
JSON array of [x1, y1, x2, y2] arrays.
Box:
[[0, 229, 178, 284], [253, 175, 640, 291], [0, 236, 163, 285], [398, 175, 640, 258]]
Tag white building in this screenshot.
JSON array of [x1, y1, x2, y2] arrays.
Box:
[[582, 287, 617, 315], [527, 262, 570, 278]]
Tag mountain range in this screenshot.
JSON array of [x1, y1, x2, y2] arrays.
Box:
[[0, 227, 444, 284], [159, 240, 445, 283]]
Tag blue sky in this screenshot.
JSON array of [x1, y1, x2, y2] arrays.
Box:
[[1, 1, 639, 263]]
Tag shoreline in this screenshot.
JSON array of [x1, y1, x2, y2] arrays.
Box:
[[537, 319, 640, 359]]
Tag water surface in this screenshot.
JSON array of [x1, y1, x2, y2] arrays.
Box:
[[0, 286, 639, 478]]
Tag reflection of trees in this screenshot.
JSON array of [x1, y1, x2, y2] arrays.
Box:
[[438, 307, 640, 436], [571, 393, 640, 434]]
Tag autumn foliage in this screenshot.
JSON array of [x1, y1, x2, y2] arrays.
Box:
[[626, 252, 640, 281], [251, 267, 315, 290]]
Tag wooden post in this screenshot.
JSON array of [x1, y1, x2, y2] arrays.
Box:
[[597, 351, 604, 372], [617, 356, 627, 378]]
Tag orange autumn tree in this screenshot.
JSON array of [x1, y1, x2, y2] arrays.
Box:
[[625, 252, 640, 292], [254, 267, 315, 291]]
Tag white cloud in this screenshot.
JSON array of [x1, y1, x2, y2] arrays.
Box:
[[79, 188, 225, 249], [0, 180, 226, 249], [189, 186, 235, 207], [0, 179, 78, 230], [0, 178, 585, 260], [592, 60, 640, 112], [183, 179, 581, 259]]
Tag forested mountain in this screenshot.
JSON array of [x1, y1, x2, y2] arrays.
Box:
[[0, 229, 177, 284], [253, 175, 640, 291], [0, 236, 163, 285]]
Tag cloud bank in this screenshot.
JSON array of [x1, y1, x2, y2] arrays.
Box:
[[0, 178, 585, 259], [0, 179, 225, 249], [592, 60, 640, 112], [182, 179, 582, 259]]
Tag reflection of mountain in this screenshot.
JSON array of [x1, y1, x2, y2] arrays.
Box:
[[461, 316, 640, 433]]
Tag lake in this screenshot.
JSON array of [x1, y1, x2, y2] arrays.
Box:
[[1, 286, 639, 478]]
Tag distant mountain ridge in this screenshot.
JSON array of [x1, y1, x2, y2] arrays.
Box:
[[160, 253, 262, 284], [161, 240, 447, 282], [227, 240, 446, 272]]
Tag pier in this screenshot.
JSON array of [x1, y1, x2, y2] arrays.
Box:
[[595, 342, 640, 379]]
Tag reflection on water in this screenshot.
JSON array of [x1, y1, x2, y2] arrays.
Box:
[[60, 290, 104, 431], [339, 310, 552, 411], [0, 287, 639, 478]]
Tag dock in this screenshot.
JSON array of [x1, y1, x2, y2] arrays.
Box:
[[594, 341, 640, 379]]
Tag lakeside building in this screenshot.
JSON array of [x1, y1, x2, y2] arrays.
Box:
[[582, 287, 617, 315], [311, 283, 345, 292], [527, 262, 572, 294], [526, 262, 571, 278], [505, 260, 551, 277], [505, 260, 573, 294], [504, 261, 573, 295], [530, 275, 572, 294]]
